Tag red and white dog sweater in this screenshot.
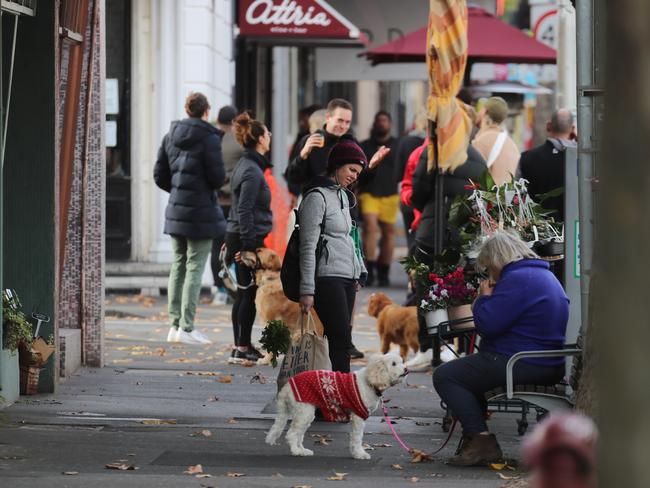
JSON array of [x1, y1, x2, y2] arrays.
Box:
[[288, 370, 369, 422]]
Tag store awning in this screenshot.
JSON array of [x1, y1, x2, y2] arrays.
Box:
[[361, 7, 556, 65], [238, 0, 367, 47]]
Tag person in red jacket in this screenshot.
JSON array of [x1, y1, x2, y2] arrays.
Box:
[[400, 138, 428, 238]]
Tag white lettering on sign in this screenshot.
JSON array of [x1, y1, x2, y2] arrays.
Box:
[[246, 0, 331, 27]]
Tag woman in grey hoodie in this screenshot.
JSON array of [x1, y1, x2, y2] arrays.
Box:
[[298, 138, 369, 373]]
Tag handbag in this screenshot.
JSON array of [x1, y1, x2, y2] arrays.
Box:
[[280, 189, 327, 302], [276, 312, 331, 392]]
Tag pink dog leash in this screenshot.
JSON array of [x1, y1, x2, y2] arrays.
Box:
[[380, 397, 458, 456]]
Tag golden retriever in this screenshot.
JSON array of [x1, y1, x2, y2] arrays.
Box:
[[367, 292, 419, 361], [254, 248, 324, 365]]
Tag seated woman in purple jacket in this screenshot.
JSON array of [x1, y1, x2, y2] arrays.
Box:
[[433, 231, 568, 467]]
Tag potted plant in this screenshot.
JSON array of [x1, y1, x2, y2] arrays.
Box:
[[444, 267, 479, 329], [420, 271, 451, 335], [2, 291, 33, 355]]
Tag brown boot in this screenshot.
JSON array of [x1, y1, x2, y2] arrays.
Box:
[[447, 433, 503, 466]]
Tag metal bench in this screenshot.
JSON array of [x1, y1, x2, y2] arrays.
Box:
[[431, 317, 583, 435]]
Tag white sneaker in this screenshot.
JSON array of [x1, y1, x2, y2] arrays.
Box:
[[185, 329, 212, 345], [166, 327, 180, 343], [177, 329, 202, 344], [440, 346, 458, 363], [211, 291, 229, 306], [405, 349, 433, 371]]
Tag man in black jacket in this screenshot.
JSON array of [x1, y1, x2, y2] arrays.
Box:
[[409, 145, 487, 368], [154, 92, 225, 346], [285, 98, 389, 194], [519, 108, 576, 220], [359, 111, 400, 287]]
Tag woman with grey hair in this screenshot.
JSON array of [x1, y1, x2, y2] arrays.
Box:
[[433, 231, 569, 466]]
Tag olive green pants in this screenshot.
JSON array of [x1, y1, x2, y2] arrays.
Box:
[[168, 236, 212, 332]]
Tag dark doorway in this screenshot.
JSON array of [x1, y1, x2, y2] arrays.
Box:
[[105, 0, 131, 260]]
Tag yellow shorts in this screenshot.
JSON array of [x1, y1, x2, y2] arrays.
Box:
[[358, 193, 400, 224]]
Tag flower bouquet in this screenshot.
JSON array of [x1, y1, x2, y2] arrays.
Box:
[[449, 171, 564, 256]]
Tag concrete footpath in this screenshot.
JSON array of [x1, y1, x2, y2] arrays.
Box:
[[0, 270, 528, 487]]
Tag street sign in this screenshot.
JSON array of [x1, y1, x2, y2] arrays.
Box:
[[238, 0, 360, 39]]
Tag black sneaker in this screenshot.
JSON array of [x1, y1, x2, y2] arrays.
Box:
[[348, 346, 365, 359], [228, 348, 259, 364], [248, 346, 264, 360]]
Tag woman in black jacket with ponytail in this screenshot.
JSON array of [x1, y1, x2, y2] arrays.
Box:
[[226, 113, 273, 364]]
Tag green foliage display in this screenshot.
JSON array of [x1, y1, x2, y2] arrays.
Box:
[[259, 320, 291, 368], [2, 292, 34, 353]]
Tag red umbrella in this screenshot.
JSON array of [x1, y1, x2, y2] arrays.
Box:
[[362, 7, 556, 65]]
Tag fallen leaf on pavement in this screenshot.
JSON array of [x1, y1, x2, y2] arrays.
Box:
[[195, 473, 212, 478], [326, 472, 348, 481], [207, 396, 219, 402], [184, 464, 204, 475], [105, 463, 135, 470], [315, 437, 330, 446], [415, 421, 431, 426], [226, 418, 238, 424], [217, 375, 233, 383], [362, 443, 374, 451], [241, 360, 256, 367], [410, 449, 433, 463], [62, 471, 79, 475], [227, 472, 246, 477], [371, 443, 392, 448], [190, 429, 213, 437], [408, 476, 420, 483], [391, 464, 403, 470], [140, 419, 177, 425], [249, 372, 267, 384], [497, 473, 520, 481]]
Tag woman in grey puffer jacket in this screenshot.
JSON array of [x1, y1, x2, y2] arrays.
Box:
[[298, 138, 369, 373]]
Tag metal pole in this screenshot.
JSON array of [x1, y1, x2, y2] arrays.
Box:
[[556, 0, 577, 112], [2, 14, 19, 165], [576, 0, 595, 328], [271, 47, 290, 180]]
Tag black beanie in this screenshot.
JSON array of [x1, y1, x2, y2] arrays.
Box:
[[327, 138, 368, 174]]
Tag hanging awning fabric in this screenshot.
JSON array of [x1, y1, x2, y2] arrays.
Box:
[[426, 0, 472, 172], [362, 7, 556, 66]]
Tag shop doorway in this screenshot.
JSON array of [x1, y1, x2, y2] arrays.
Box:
[[105, 0, 131, 260]]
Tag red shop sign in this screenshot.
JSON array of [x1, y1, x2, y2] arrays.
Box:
[[239, 0, 361, 39]]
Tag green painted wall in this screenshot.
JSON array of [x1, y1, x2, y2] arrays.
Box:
[[2, 6, 56, 393]]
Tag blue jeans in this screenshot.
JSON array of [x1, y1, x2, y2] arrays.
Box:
[[433, 351, 564, 434]]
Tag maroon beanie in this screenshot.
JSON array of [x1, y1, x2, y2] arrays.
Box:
[[327, 139, 368, 174]]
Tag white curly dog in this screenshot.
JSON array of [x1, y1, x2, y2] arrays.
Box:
[[265, 353, 407, 459]]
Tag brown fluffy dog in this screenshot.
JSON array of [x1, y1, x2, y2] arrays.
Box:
[[254, 248, 324, 365], [367, 292, 419, 361]]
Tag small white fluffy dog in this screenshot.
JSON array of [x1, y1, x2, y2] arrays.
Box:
[[265, 353, 407, 459]]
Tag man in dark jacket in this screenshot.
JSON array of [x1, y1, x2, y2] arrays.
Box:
[[154, 92, 225, 346], [409, 144, 487, 368], [519, 108, 576, 219], [285, 98, 389, 194], [359, 111, 400, 287]]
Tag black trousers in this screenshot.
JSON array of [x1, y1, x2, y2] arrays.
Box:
[[433, 351, 565, 434], [225, 232, 264, 347], [313, 277, 356, 373], [211, 205, 230, 288]]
